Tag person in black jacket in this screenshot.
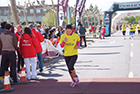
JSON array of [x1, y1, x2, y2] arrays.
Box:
[[78, 24, 87, 47]]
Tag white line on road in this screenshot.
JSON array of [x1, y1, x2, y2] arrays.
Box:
[[130, 51, 133, 57], [110, 40, 115, 44], [131, 43, 133, 46], [128, 72, 134, 78]]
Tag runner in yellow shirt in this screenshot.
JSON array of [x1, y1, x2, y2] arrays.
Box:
[[133, 24, 136, 35], [129, 24, 134, 39], [137, 23, 140, 35], [59, 24, 80, 88], [121, 24, 126, 40]]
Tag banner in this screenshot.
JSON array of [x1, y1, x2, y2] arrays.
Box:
[[103, 1, 140, 36], [75, 0, 86, 30], [58, 0, 69, 26]]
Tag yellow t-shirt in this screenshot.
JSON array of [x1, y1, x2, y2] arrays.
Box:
[[129, 26, 134, 31], [59, 33, 80, 56], [137, 25, 140, 30], [121, 26, 126, 31]]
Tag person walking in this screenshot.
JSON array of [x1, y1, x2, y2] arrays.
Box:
[[28, 24, 44, 73], [0, 24, 18, 83], [79, 24, 87, 47], [19, 27, 39, 80], [59, 25, 80, 87], [15, 25, 24, 73], [99, 24, 102, 39], [101, 26, 106, 39], [121, 24, 126, 40]]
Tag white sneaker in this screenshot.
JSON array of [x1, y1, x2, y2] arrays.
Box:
[[70, 81, 76, 88]]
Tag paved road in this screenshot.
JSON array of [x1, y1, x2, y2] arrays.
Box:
[[6, 30, 140, 94]]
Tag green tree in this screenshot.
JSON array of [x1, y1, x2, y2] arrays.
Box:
[[72, 17, 75, 24], [135, 16, 140, 24], [63, 17, 68, 25], [42, 12, 54, 26], [123, 16, 140, 24]]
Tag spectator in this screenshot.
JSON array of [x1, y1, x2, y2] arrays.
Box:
[[43, 28, 50, 39], [19, 27, 39, 80], [101, 26, 106, 39], [116, 24, 119, 31], [89, 24, 95, 35], [28, 24, 44, 73], [72, 24, 76, 33], [15, 25, 24, 73], [78, 24, 87, 47], [0, 24, 18, 83], [57, 26, 63, 37], [99, 24, 102, 39], [11, 26, 15, 34], [0, 21, 7, 66], [49, 28, 56, 39], [62, 29, 66, 34], [0, 22, 7, 33], [36, 24, 42, 33]]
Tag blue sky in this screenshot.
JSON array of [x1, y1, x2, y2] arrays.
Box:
[[0, 0, 140, 12]]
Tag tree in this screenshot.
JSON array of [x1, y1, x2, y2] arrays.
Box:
[[42, 12, 54, 26], [72, 17, 75, 24], [37, 0, 58, 27], [10, 0, 20, 26], [135, 16, 140, 24], [123, 16, 140, 24], [63, 17, 68, 25]]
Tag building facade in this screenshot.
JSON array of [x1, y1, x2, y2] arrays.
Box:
[[0, 5, 57, 24]]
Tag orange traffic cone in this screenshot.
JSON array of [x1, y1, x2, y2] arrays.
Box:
[[0, 71, 14, 93], [19, 67, 29, 84]]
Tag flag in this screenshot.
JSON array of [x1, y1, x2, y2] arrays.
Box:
[[58, 0, 69, 26], [75, 0, 86, 30]]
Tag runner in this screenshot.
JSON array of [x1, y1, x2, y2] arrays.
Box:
[[121, 24, 126, 40], [137, 23, 140, 35], [133, 24, 136, 36], [59, 24, 80, 88], [129, 24, 134, 39]]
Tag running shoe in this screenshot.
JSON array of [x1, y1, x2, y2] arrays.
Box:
[[70, 81, 76, 88], [74, 75, 79, 84]]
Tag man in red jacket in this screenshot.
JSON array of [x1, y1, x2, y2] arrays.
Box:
[[28, 24, 44, 73]]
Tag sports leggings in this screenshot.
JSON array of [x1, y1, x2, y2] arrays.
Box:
[[64, 55, 78, 74]]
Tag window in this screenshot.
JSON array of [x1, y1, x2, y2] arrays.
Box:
[[36, 9, 41, 14], [43, 9, 47, 13], [25, 9, 28, 13], [30, 9, 34, 14], [4, 10, 8, 15], [18, 10, 21, 14]]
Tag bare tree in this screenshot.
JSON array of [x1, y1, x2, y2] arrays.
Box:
[[9, 0, 20, 26], [29, 1, 44, 24], [17, 1, 31, 24], [37, 0, 58, 27]]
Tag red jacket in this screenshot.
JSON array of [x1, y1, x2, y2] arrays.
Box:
[[31, 28, 44, 53], [89, 25, 95, 32], [19, 34, 39, 58], [102, 27, 106, 34]]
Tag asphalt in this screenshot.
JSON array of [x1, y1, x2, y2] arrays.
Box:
[[2, 30, 140, 94]]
